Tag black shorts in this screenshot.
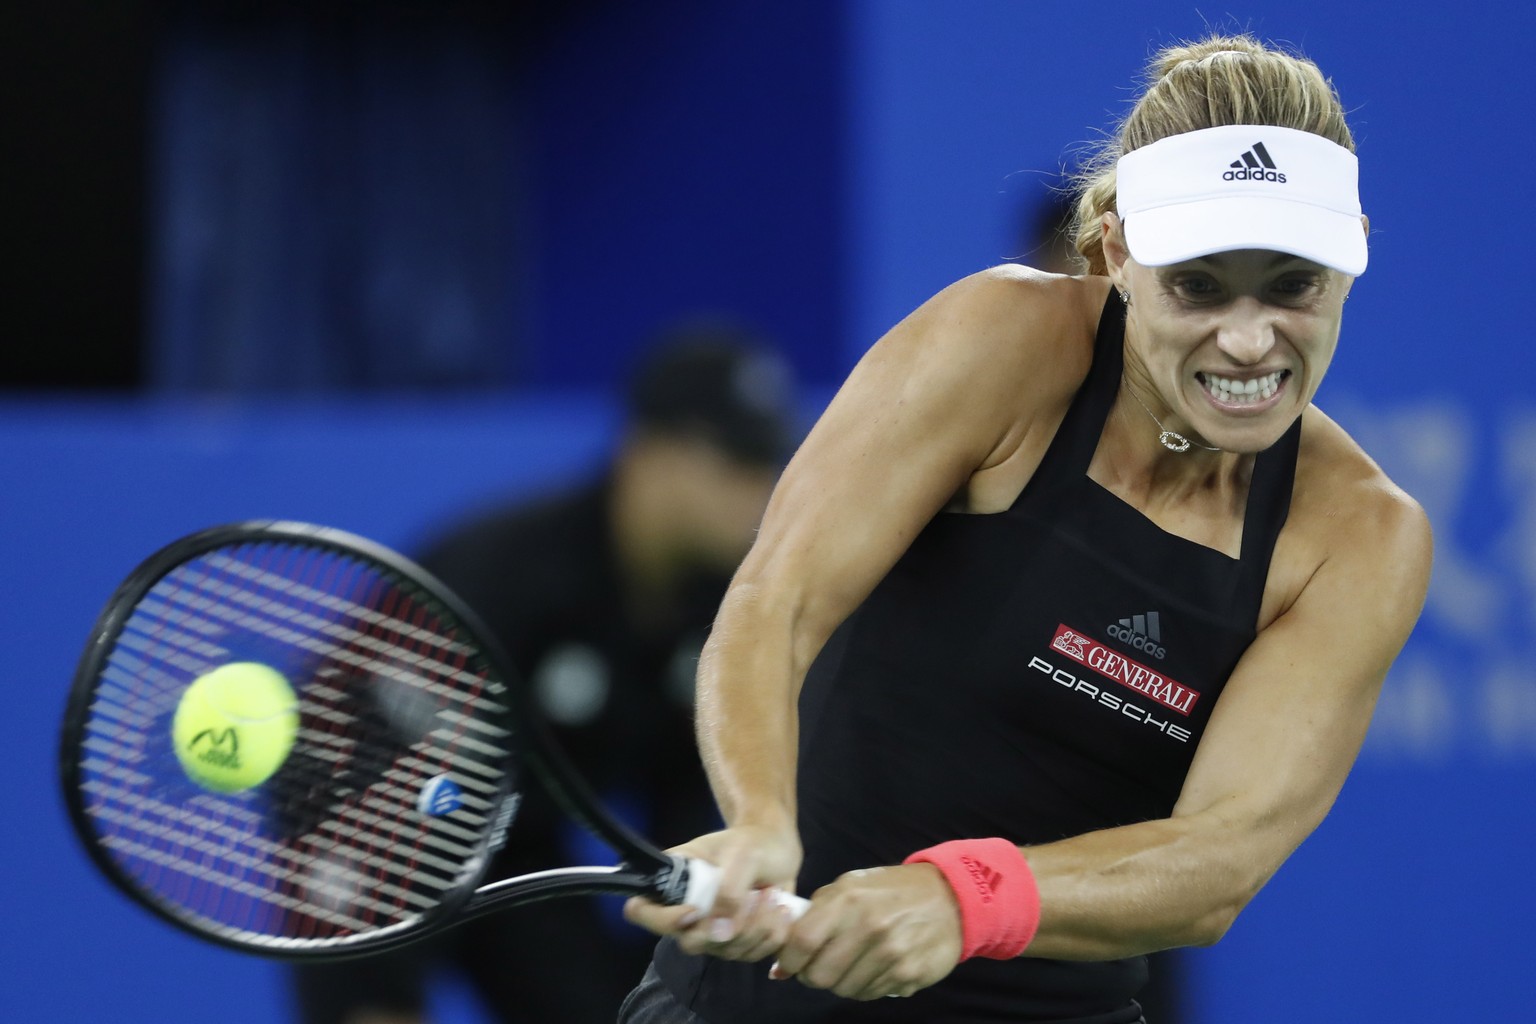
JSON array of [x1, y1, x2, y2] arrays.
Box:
[[618, 964, 711, 1024]]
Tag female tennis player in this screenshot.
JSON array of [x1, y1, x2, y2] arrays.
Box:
[[622, 34, 1433, 1023]]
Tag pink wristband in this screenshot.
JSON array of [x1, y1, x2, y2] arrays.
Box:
[[904, 838, 1040, 961]]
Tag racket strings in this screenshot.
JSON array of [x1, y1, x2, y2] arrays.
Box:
[[74, 540, 518, 951]]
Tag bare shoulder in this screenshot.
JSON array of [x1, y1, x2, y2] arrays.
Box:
[[802, 265, 1109, 465], [1294, 407, 1432, 547], [1262, 406, 1434, 626], [880, 268, 1110, 506], [890, 266, 1106, 439], [739, 269, 1110, 623], [912, 265, 1106, 375]]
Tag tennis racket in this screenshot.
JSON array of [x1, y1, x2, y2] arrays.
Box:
[[59, 520, 807, 959]]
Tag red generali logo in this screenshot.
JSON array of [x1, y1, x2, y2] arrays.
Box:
[[1051, 624, 1200, 716]]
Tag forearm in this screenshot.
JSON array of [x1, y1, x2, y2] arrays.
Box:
[[694, 580, 809, 831], [1018, 811, 1297, 960], [1014, 523, 1423, 962]]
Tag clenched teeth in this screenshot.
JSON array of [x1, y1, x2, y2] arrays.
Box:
[[1199, 369, 1289, 404]]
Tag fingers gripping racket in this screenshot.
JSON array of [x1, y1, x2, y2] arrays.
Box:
[[59, 521, 806, 959]]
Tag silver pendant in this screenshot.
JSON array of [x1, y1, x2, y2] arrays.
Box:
[[1158, 430, 1192, 453]]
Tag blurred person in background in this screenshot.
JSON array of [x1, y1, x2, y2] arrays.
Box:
[[291, 324, 799, 1024]]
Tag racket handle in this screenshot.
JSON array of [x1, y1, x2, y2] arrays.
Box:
[[682, 857, 811, 920]]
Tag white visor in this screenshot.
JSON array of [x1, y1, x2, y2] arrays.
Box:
[[1116, 124, 1366, 275]]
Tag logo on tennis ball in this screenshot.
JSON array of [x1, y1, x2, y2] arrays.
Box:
[[173, 662, 299, 793], [185, 726, 242, 769]]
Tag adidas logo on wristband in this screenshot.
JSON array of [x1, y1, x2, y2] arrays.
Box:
[[960, 856, 1003, 903]]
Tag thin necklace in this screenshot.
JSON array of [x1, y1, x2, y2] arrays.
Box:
[[1125, 384, 1221, 453]]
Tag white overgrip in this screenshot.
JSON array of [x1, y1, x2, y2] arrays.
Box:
[[682, 857, 810, 919]]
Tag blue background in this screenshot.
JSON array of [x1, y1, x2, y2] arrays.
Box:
[[6, 1, 1532, 1021]]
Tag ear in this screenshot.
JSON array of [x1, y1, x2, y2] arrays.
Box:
[[1100, 212, 1132, 289]]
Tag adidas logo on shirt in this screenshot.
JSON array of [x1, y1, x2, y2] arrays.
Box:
[[1222, 141, 1287, 183], [1105, 611, 1167, 659]]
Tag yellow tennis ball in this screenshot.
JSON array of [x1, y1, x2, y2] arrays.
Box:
[[172, 662, 299, 793]]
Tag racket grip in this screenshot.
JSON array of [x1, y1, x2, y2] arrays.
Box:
[[682, 857, 810, 920]]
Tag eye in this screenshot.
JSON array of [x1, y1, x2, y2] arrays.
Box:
[[1271, 274, 1323, 302], [1171, 274, 1222, 302]]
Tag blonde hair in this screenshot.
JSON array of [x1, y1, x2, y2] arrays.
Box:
[[1069, 35, 1355, 275]]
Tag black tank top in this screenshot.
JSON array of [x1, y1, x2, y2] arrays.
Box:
[[655, 289, 1301, 1022]]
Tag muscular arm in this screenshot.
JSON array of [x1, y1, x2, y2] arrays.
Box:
[[769, 472, 1432, 999], [623, 269, 1096, 940], [699, 271, 1090, 840], [993, 478, 1432, 959]]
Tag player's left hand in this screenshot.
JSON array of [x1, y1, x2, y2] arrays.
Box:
[[768, 862, 963, 1001]]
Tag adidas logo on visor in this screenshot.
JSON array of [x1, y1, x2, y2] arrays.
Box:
[[1223, 141, 1287, 183], [1113, 124, 1366, 276]]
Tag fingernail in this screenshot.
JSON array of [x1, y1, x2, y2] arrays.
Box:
[[677, 910, 702, 928], [708, 918, 735, 942], [768, 962, 785, 981]]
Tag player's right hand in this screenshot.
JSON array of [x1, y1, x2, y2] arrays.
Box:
[[624, 823, 802, 963]]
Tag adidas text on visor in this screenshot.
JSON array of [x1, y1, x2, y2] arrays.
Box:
[[1116, 124, 1367, 275]]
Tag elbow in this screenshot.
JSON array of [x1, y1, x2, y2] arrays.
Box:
[[1181, 886, 1256, 948], [1167, 809, 1311, 950], [1185, 905, 1240, 948], [1164, 856, 1266, 949]]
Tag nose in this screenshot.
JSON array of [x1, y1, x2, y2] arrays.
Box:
[[1214, 300, 1278, 364]]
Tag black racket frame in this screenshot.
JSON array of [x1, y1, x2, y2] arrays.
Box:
[[58, 520, 696, 960]]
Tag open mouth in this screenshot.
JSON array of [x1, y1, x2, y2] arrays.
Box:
[[1196, 369, 1290, 407]]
